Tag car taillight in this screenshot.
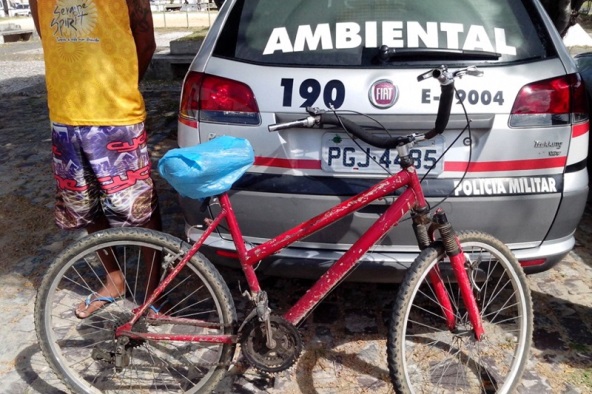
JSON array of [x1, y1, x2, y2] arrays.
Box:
[[179, 72, 204, 122], [179, 72, 261, 125], [509, 74, 588, 127]]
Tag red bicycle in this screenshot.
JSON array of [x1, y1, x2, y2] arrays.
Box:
[[35, 66, 533, 393]]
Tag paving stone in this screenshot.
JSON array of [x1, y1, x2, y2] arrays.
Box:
[[310, 325, 334, 349], [344, 309, 379, 334], [562, 383, 584, 393], [533, 328, 569, 351], [518, 372, 553, 393]]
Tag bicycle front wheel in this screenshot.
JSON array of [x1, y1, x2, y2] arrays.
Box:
[[35, 228, 237, 393], [387, 230, 533, 394]]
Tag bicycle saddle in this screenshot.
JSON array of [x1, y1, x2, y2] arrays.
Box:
[[159, 135, 255, 199]]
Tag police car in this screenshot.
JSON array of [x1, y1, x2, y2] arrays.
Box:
[[176, 0, 589, 282]]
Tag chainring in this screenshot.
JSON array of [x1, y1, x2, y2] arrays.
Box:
[[240, 314, 302, 373]]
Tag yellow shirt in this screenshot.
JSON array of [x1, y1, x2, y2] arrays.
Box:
[[37, 0, 146, 125]]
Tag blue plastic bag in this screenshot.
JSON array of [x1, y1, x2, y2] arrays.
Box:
[[158, 136, 254, 199]]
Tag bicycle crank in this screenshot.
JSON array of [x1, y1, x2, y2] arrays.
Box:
[[240, 314, 303, 374]]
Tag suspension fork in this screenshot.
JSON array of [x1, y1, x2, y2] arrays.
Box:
[[410, 171, 465, 333], [414, 209, 484, 340], [412, 209, 457, 332], [434, 209, 484, 340]]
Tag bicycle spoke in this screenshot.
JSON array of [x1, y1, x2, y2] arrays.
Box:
[[388, 231, 532, 394], [36, 228, 236, 393]]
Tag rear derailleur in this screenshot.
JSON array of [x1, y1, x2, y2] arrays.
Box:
[[90, 315, 147, 370]]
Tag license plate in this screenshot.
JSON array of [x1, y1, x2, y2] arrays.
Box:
[[321, 133, 444, 174]]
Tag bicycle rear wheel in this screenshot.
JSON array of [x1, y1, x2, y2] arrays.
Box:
[[387, 230, 532, 394], [35, 228, 236, 393]]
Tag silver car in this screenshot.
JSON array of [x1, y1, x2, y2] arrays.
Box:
[[176, 0, 589, 282]]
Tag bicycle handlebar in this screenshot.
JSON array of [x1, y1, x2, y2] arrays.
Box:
[[269, 111, 413, 149], [268, 66, 482, 149], [318, 112, 413, 149]]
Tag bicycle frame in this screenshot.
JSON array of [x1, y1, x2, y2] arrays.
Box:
[[230, 167, 427, 324], [118, 162, 484, 344]]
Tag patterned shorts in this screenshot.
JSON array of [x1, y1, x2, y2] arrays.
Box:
[[51, 122, 158, 229]]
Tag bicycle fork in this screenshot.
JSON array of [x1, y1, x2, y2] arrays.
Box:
[[413, 208, 485, 340]]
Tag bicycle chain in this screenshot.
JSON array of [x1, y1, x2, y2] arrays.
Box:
[[92, 313, 237, 368]]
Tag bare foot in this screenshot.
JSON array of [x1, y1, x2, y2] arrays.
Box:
[[75, 271, 126, 319]]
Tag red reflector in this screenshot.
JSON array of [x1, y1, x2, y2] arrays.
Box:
[[179, 116, 198, 129], [573, 121, 589, 138], [520, 259, 546, 267]]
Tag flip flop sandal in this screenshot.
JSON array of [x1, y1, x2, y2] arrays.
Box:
[[75, 294, 123, 319], [147, 299, 171, 319]]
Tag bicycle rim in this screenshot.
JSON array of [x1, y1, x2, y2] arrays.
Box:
[[35, 228, 236, 393], [388, 231, 533, 394]]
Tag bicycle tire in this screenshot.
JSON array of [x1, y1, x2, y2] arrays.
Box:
[[387, 230, 533, 394], [35, 228, 237, 393]]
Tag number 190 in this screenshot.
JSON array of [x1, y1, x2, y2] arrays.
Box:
[[281, 78, 346, 109]]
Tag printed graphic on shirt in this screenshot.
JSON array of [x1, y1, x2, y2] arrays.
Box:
[[51, 0, 99, 41], [40, 0, 145, 125]]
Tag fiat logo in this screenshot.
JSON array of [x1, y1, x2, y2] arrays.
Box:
[[369, 80, 398, 109]]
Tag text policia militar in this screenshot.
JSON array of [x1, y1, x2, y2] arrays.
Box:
[[453, 177, 560, 197], [263, 22, 517, 55]]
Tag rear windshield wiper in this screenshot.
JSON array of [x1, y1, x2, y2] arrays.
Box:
[[375, 45, 501, 63]]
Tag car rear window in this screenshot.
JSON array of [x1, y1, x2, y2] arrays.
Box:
[[214, 0, 550, 67]]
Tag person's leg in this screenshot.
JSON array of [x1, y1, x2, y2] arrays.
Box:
[[78, 124, 163, 317], [51, 123, 127, 317], [75, 213, 127, 318], [75, 208, 162, 318]]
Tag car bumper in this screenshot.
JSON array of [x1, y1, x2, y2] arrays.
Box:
[[179, 171, 588, 283], [185, 223, 575, 283]]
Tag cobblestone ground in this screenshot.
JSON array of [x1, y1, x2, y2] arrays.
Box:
[[1, 69, 591, 394]]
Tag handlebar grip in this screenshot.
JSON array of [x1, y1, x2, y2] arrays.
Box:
[[426, 83, 455, 139], [268, 116, 316, 132]]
